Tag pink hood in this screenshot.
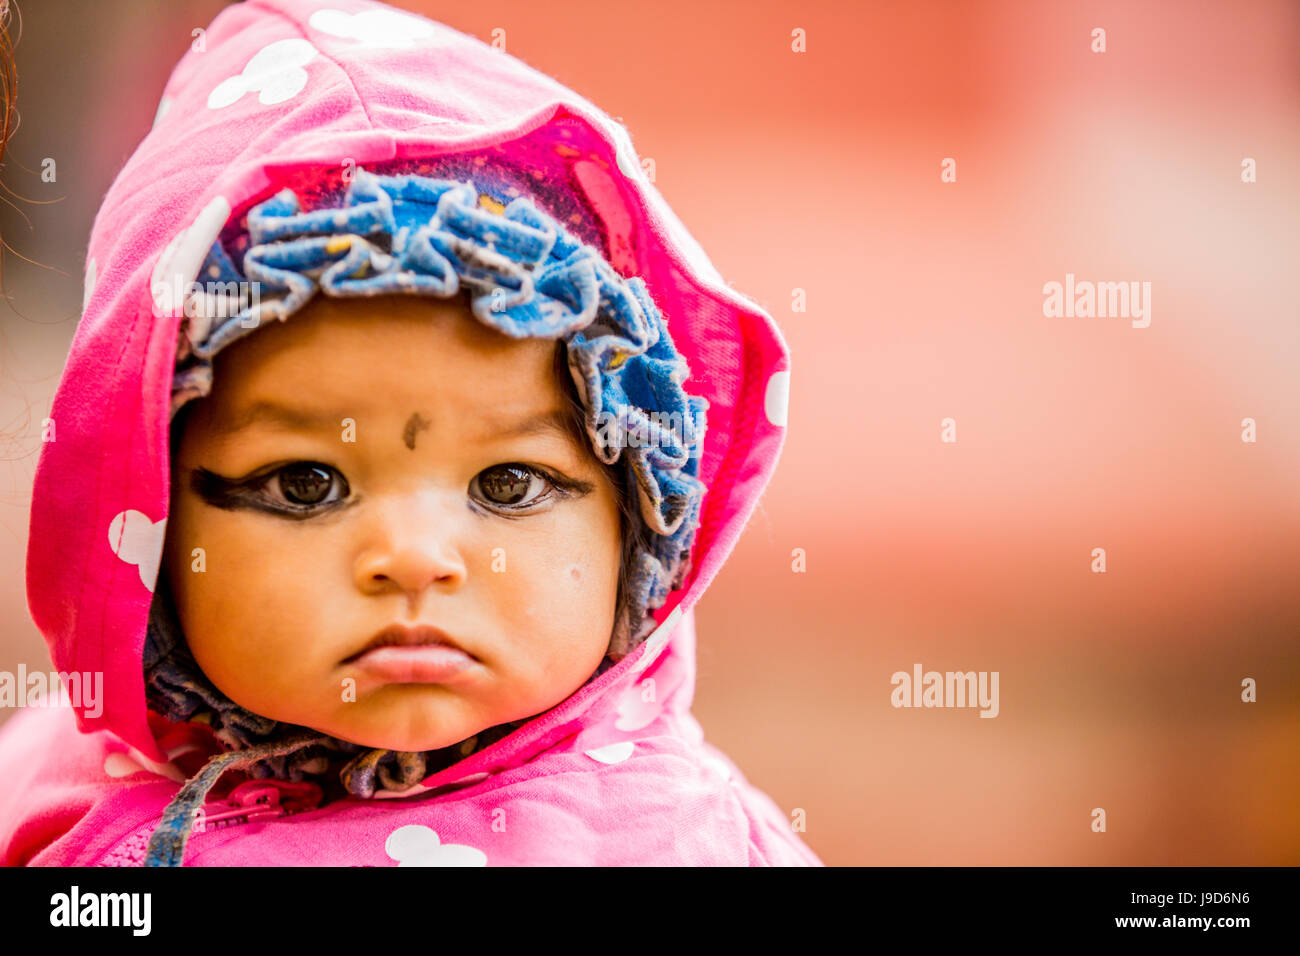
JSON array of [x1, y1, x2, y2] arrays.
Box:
[[0, 0, 815, 865]]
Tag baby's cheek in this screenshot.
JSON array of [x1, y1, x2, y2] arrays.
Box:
[[514, 519, 613, 599], [561, 553, 620, 643], [556, 559, 602, 620], [558, 554, 617, 611], [514, 556, 591, 619], [175, 520, 318, 708], [511, 553, 612, 641], [553, 549, 611, 600]]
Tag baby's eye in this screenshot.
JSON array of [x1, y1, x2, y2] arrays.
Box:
[[264, 462, 349, 509], [470, 464, 555, 511]]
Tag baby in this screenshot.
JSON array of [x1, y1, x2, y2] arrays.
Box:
[[0, 0, 820, 867], [141, 163, 708, 861]]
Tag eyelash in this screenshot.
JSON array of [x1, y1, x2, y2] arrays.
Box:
[[191, 461, 590, 519]]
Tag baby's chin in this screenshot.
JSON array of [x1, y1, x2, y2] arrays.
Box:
[[301, 687, 498, 754]]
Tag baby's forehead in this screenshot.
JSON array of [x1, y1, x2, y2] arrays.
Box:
[[199, 296, 588, 448], [216, 292, 560, 387]]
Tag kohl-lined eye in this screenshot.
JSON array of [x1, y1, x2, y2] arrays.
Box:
[[267, 462, 348, 507], [192, 459, 590, 520], [189, 461, 352, 518], [471, 463, 557, 511]]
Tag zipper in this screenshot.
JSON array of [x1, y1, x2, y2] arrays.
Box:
[[192, 779, 324, 832], [97, 778, 325, 865]]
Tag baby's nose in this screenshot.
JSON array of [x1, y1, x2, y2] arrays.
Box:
[[352, 493, 469, 596]]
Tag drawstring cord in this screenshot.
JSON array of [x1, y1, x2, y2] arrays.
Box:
[[144, 732, 327, 867]]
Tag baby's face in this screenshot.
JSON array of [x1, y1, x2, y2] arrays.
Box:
[[164, 294, 623, 752]]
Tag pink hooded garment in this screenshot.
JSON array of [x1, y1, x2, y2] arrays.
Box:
[[0, 0, 817, 866]]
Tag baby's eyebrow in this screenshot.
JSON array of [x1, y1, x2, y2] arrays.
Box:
[[212, 400, 346, 436], [483, 407, 576, 443], [213, 400, 579, 446]]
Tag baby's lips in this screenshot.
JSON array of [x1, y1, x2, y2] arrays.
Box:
[[348, 643, 478, 685], [346, 622, 476, 662]]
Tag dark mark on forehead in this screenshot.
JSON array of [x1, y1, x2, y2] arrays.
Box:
[[402, 411, 431, 450]]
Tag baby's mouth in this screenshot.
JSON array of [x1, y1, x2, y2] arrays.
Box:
[[344, 623, 474, 661], [341, 623, 480, 684]]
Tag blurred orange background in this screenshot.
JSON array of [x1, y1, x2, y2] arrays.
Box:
[[1, 0, 1296, 865]]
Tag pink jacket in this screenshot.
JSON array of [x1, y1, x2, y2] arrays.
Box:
[[0, 0, 816, 866]]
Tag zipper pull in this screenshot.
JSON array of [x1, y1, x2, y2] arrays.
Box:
[[263, 779, 325, 814], [192, 779, 323, 833]]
